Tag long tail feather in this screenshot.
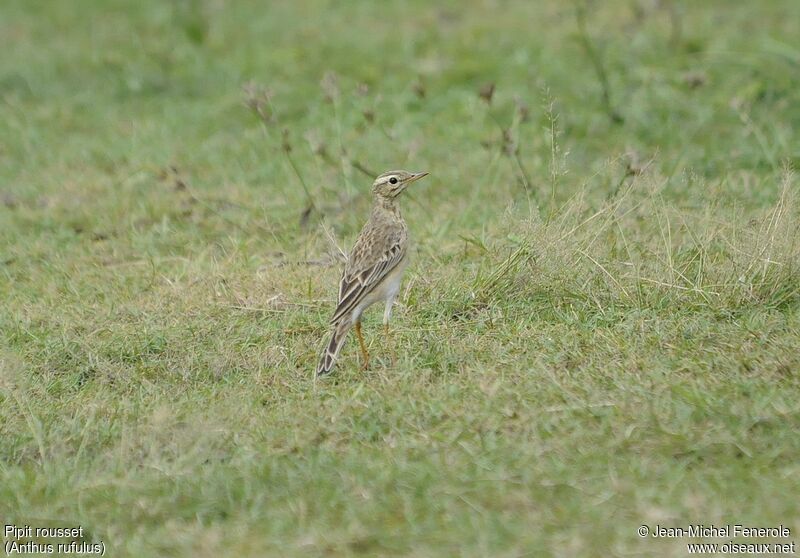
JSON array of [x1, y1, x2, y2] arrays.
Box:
[[316, 321, 351, 376]]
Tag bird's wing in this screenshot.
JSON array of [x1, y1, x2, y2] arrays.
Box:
[[330, 233, 405, 325]]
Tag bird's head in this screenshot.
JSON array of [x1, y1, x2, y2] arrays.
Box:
[[372, 170, 429, 199]]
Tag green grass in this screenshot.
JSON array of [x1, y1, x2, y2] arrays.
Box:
[[2, 0, 799, 556]]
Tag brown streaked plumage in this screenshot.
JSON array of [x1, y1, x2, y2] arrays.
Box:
[[317, 170, 429, 376]]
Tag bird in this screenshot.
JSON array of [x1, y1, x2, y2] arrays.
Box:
[[317, 169, 429, 376]]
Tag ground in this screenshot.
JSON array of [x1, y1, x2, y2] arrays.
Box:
[[1, 0, 799, 556]]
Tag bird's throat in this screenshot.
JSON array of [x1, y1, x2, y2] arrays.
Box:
[[373, 195, 402, 218]]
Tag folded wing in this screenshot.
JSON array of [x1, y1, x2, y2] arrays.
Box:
[[330, 239, 405, 325]]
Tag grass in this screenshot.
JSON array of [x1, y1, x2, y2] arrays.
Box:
[[1, 0, 799, 556]]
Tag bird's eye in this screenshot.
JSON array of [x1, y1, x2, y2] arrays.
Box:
[[389, 177, 398, 185]]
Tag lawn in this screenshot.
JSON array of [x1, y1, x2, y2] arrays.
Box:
[[1, 0, 799, 556]]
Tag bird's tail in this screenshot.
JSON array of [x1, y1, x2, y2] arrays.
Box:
[[316, 320, 351, 376]]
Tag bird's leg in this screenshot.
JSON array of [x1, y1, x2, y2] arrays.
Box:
[[384, 298, 396, 367], [355, 320, 370, 370]]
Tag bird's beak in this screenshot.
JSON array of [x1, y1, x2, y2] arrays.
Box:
[[406, 171, 429, 184]]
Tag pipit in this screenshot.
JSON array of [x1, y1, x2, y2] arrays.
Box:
[[317, 170, 429, 376]]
